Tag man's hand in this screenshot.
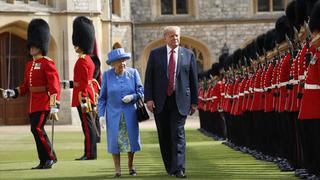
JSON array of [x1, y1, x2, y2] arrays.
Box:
[[48, 107, 59, 121], [146, 100, 155, 113], [189, 104, 197, 115], [3, 89, 16, 99], [122, 95, 134, 103]]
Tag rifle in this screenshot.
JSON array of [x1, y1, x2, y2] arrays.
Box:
[[304, 21, 312, 65]]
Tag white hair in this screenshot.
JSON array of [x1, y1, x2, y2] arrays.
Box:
[[163, 26, 181, 36]]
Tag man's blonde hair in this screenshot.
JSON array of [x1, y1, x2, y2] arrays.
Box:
[[163, 26, 181, 36]]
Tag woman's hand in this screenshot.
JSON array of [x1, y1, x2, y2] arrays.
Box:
[[122, 95, 134, 103]]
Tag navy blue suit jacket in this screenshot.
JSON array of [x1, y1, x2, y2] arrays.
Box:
[[144, 45, 198, 116]]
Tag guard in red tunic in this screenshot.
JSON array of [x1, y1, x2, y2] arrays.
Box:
[[72, 16, 97, 160], [298, 3, 320, 175], [2, 19, 60, 169]]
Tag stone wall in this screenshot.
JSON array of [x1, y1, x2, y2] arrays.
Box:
[[133, 22, 274, 76]]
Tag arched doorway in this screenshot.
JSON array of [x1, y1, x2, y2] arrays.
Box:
[[139, 35, 212, 81], [0, 32, 29, 125]]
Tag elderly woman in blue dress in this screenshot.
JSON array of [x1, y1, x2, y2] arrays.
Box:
[[98, 48, 143, 178]]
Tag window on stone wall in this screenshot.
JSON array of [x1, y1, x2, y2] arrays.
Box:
[[254, 0, 288, 13], [161, 0, 188, 15], [180, 43, 204, 72], [112, 0, 121, 17]]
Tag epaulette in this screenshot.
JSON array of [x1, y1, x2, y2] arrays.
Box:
[[43, 56, 54, 61], [79, 54, 86, 59]]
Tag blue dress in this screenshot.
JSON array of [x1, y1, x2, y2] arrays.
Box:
[[98, 67, 143, 154]]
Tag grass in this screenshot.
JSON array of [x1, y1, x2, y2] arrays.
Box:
[[0, 128, 296, 180]]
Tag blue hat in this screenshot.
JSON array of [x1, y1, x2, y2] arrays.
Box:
[[106, 48, 131, 65]]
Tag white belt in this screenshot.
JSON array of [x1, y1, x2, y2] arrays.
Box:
[[289, 79, 299, 85], [226, 94, 232, 98], [265, 86, 272, 90], [304, 83, 320, 90], [221, 93, 225, 96], [198, 96, 203, 100], [234, 95, 239, 98], [249, 87, 253, 91], [244, 91, 249, 94], [298, 75, 305, 80], [278, 81, 289, 87], [254, 88, 264, 92], [207, 96, 218, 100], [239, 93, 244, 96]]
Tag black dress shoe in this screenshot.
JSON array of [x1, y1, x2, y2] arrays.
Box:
[[31, 162, 43, 169], [175, 171, 187, 178], [42, 160, 54, 169], [75, 156, 96, 160]]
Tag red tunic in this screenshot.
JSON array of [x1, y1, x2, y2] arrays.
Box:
[[251, 69, 264, 111], [278, 53, 291, 112], [297, 44, 308, 109], [19, 57, 60, 113], [209, 81, 222, 113], [264, 63, 274, 112], [299, 46, 320, 119], [71, 54, 95, 107]]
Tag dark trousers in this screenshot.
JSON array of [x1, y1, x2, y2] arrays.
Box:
[[94, 115, 101, 143], [30, 111, 56, 162], [300, 119, 320, 176], [77, 107, 97, 159], [154, 93, 187, 174]]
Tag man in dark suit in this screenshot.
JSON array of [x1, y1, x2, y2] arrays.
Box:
[[144, 26, 198, 178]]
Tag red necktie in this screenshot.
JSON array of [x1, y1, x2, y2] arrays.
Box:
[[167, 49, 175, 96]]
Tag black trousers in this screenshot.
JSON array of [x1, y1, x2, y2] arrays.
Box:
[[300, 119, 320, 176], [154, 93, 187, 174], [30, 111, 56, 162], [77, 107, 97, 159]]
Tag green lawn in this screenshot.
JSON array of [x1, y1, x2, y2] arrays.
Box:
[[0, 128, 296, 180]]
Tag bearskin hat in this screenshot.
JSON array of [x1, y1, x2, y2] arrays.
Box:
[[309, 1, 320, 32], [27, 19, 50, 56], [295, 0, 308, 28], [264, 29, 276, 51], [286, 1, 297, 28], [306, 0, 319, 16], [72, 16, 95, 54], [219, 53, 229, 69], [256, 33, 266, 56], [232, 49, 242, 66], [275, 15, 293, 43]]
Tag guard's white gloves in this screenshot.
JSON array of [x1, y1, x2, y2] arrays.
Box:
[[122, 95, 134, 103], [4, 89, 15, 98]]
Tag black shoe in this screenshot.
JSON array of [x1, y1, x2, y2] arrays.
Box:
[[113, 172, 121, 178], [31, 162, 43, 169], [175, 171, 187, 178], [75, 156, 96, 160], [42, 160, 54, 169], [129, 169, 137, 176]]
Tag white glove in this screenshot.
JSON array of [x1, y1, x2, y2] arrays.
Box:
[[4, 89, 15, 98], [81, 103, 88, 109], [99, 116, 105, 129], [50, 107, 59, 113], [122, 95, 134, 103]]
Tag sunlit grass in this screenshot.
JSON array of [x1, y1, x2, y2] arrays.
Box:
[[0, 128, 296, 179]]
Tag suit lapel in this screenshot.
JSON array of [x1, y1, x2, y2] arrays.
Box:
[[176, 47, 184, 77], [160, 46, 168, 77]]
